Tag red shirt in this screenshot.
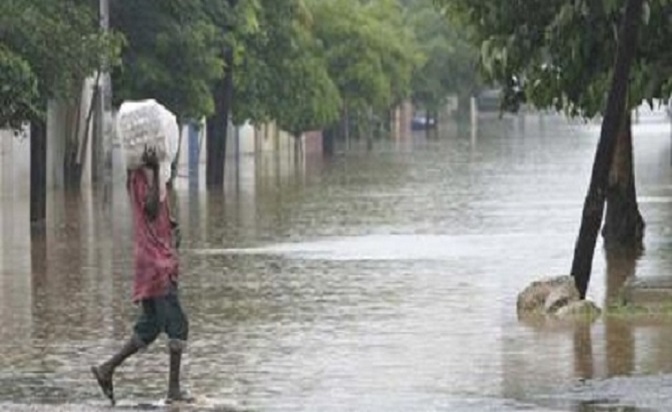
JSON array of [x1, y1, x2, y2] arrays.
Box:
[[129, 169, 179, 302]]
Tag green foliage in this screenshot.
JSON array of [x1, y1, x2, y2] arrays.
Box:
[[111, 0, 226, 121], [273, 52, 342, 137], [232, 0, 341, 135], [1, 0, 480, 135], [234, 0, 424, 136], [0, 47, 39, 129], [406, 0, 479, 112], [307, 0, 423, 114], [0, 0, 122, 127], [434, 0, 672, 117]]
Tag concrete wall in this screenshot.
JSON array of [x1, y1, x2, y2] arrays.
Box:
[[237, 122, 256, 155], [0, 128, 32, 343], [303, 131, 323, 155], [255, 122, 280, 153], [253, 122, 305, 155], [169, 119, 323, 191], [391, 100, 413, 140], [46, 79, 96, 189], [0, 128, 31, 200]]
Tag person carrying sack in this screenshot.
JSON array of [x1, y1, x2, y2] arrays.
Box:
[[91, 147, 191, 405]]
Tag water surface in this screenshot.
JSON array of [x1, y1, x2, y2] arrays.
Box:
[[2, 111, 672, 411]]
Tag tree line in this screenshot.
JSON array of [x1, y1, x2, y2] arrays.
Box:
[[0, 0, 479, 204]]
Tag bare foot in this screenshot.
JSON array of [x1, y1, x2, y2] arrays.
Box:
[[91, 365, 115, 406]]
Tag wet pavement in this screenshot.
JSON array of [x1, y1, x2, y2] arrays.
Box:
[[2, 110, 672, 411]]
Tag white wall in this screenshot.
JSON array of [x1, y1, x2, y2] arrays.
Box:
[[0, 127, 33, 344], [46, 78, 96, 189], [0, 127, 31, 200], [237, 122, 256, 155]]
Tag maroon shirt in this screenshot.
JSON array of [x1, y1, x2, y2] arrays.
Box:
[[129, 169, 179, 302]]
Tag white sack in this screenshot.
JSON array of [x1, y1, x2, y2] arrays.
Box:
[[117, 99, 178, 167], [116, 99, 179, 197]]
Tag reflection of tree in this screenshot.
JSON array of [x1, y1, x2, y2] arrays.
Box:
[[0, 204, 34, 345], [30, 226, 49, 341], [573, 323, 594, 379], [605, 246, 640, 303], [604, 247, 638, 377], [38, 193, 86, 340]]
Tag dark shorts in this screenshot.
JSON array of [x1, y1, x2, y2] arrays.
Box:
[[134, 283, 189, 346]]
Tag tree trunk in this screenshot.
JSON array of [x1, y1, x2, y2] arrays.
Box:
[[602, 113, 645, 249], [63, 103, 82, 190], [343, 104, 350, 148], [30, 118, 47, 224], [206, 48, 234, 188], [570, 0, 643, 298], [206, 78, 226, 187], [366, 106, 374, 151]]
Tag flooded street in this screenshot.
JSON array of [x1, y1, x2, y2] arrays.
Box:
[[2, 112, 672, 411]]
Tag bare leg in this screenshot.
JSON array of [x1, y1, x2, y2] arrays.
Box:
[[91, 335, 144, 405]]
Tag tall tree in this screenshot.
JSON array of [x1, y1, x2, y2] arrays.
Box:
[[202, 0, 259, 188], [571, 0, 644, 298]]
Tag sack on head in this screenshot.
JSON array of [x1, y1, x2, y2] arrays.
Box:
[[116, 99, 179, 174]]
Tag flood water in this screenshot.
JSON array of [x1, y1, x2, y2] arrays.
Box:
[[2, 110, 672, 411]]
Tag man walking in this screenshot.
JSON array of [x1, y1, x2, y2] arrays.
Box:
[[92, 149, 190, 405]]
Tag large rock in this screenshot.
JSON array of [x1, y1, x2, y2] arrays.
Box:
[[555, 300, 601, 319], [544, 280, 581, 314], [517, 275, 600, 321], [517, 275, 577, 315]]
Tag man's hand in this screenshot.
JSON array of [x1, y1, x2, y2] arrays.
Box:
[[143, 167, 160, 221], [141, 146, 160, 171]]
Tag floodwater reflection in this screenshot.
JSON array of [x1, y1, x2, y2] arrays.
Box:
[[1, 112, 672, 410]]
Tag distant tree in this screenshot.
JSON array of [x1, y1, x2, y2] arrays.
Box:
[[405, 0, 479, 118], [233, 0, 342, 139], [307, 0, 423, 139]]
